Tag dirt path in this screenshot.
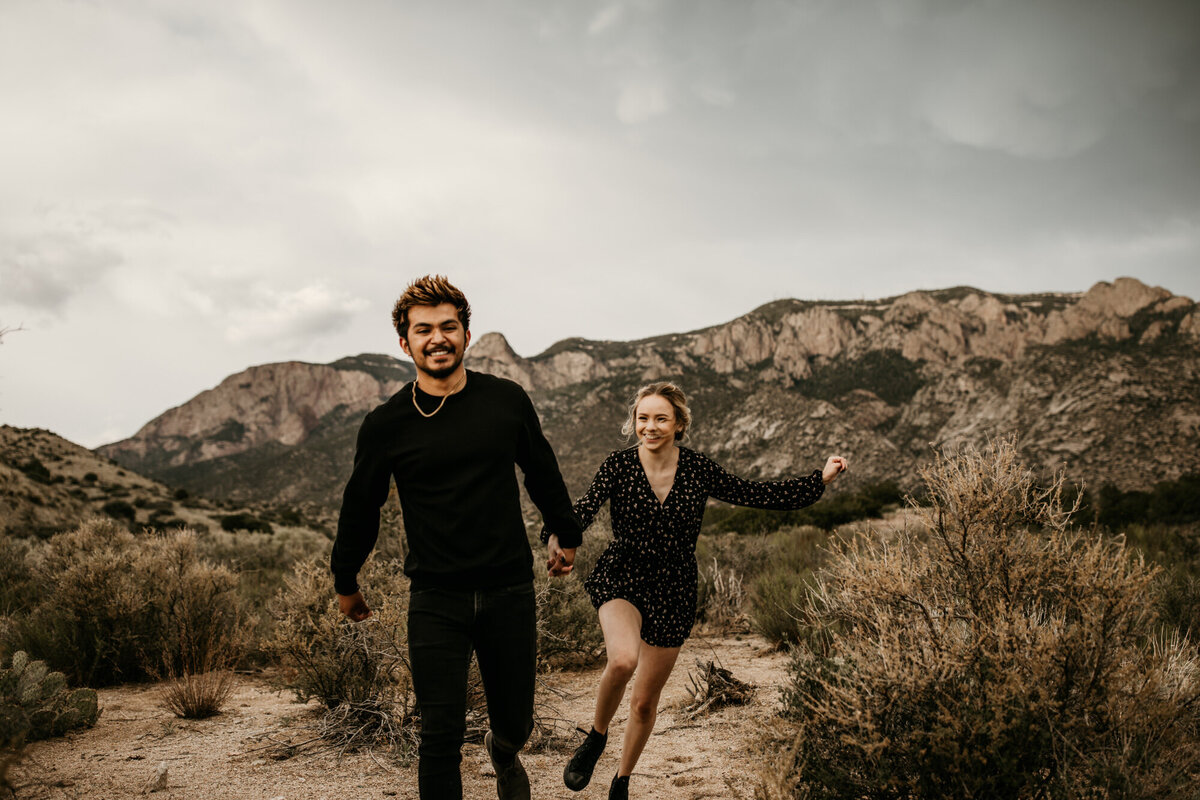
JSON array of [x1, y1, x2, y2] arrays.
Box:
[[17, 634, 788, 800]]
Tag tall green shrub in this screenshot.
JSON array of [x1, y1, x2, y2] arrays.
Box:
[[761, 439, 1200, 800]]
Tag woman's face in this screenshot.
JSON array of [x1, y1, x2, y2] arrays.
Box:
[[635, 394, 680, 452]]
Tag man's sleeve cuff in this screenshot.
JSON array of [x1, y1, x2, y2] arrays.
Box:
[[334, 573, 360, 596], [549, 530, 582, 549]]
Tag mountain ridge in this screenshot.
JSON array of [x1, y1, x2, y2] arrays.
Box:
[[97, 277, 1200, 506]]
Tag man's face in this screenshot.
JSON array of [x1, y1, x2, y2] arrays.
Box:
[[400, 302, 471, 380]]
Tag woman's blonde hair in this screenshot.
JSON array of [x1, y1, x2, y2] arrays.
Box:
[[621, 382, 691, 441]]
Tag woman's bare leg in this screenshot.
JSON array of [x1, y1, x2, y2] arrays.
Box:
[[591, 600, 642, 734], [617, 642, 681, 776]]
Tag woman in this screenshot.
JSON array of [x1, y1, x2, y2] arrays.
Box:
[[544, 382, 847, 799]]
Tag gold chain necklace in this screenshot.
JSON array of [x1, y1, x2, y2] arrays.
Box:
[[411, 372, 467, 418]]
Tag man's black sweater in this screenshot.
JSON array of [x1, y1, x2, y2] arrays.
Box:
[[331, 371, 582, 594]]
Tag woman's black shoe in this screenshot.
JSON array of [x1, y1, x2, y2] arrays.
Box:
[[609, 772, 630, 800], [563, 727, 607, 791]]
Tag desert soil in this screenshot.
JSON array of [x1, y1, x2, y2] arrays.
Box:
[[16, 633, 790, 800]]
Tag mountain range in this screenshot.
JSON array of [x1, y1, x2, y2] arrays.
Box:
[[96, 277, 1200, 508]]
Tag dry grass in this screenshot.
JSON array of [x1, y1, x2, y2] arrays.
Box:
[[158, 669, 236, 720]]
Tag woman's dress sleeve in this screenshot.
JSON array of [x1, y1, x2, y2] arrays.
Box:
[[540, 451, 619, 544], [701, 453, 825, 510]]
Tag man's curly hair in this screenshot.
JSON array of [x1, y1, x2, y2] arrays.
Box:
[[391, 275, 472, 339]]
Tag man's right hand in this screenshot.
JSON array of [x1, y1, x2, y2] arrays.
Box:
[[338, 590, 372, 621]]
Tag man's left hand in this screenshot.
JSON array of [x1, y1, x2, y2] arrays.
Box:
[[546, 534, 576, 578]]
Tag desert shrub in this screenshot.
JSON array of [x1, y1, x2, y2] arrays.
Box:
[[267, 558, 411, 708], [100, 499, 136, 523], [1092, 475, 1200, 529], [760, 439, 1200, 800], [1123, 523, 1200, 638], [2, 521, 242, 686], [0, 538, 35, 617], [82, 472, 98, 484], [266, 557, 418, 754], [219, 513, 273, 534], [749, 568, 818, 648], [1155, 574, 1200, 640], [16, 459, 50, 485], [748, 527, 830, 647], [697, 557, 748, 632], [535, 575, 604, 670], [157, 644, 236, 720], [272, 506, 304, 526], [695, 532, 769, 628], [196, 526, 330, 660], [1, 650, 99, 795]]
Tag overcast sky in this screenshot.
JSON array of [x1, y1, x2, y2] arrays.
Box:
[[2, 0, 1198, 448]]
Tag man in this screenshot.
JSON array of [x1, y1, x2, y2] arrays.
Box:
[[331, 275, 581, 800]]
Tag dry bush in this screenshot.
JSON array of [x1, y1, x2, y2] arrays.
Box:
[[2, 521, 242, 687], [681, 658, 756, 718], [266, 557, 420, 756], [158, 667, 235, 720], [156, 617, 240, 719], [761, 438, 1200, 800], [194, 524, 330, 661], [0, 536, 35, 617]]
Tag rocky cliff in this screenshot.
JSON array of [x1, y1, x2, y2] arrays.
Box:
[[99, 278, 1200, 505]]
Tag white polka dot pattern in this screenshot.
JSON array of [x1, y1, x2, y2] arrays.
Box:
[[553, 445, 825, 647]]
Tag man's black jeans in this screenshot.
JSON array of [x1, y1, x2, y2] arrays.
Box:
[[407, 582, 537, 799]]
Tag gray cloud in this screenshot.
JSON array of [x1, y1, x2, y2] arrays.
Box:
[[0, 229, 123, 313], [223, 283, 369, 346], [0, 0, 1197, 447]]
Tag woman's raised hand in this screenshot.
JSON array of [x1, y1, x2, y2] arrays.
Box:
[[822, 456, 848, 484]]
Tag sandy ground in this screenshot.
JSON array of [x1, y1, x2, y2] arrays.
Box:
[[15, 633, 789, 800]]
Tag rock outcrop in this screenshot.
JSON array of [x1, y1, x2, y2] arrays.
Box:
[[99, 356, 414, 475]]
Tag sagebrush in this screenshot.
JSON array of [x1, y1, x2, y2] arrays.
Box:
[[2, 521, 243, 687], [266, 557, 420, 756], [761, 438, 1200, 800]]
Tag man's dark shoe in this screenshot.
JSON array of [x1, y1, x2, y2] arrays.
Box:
[[484, 731, 530, 800], [609, 772, 630, 800], [563, 726, 608, 791]]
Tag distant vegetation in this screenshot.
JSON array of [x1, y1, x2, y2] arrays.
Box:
[[1071, 474, 1200, 529], [801, 349, 926, 405]]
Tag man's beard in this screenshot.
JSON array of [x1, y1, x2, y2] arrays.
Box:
[[417, 348, 463, 379]]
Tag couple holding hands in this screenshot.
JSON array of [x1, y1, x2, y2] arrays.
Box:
[[331, 275, 847, 800]]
